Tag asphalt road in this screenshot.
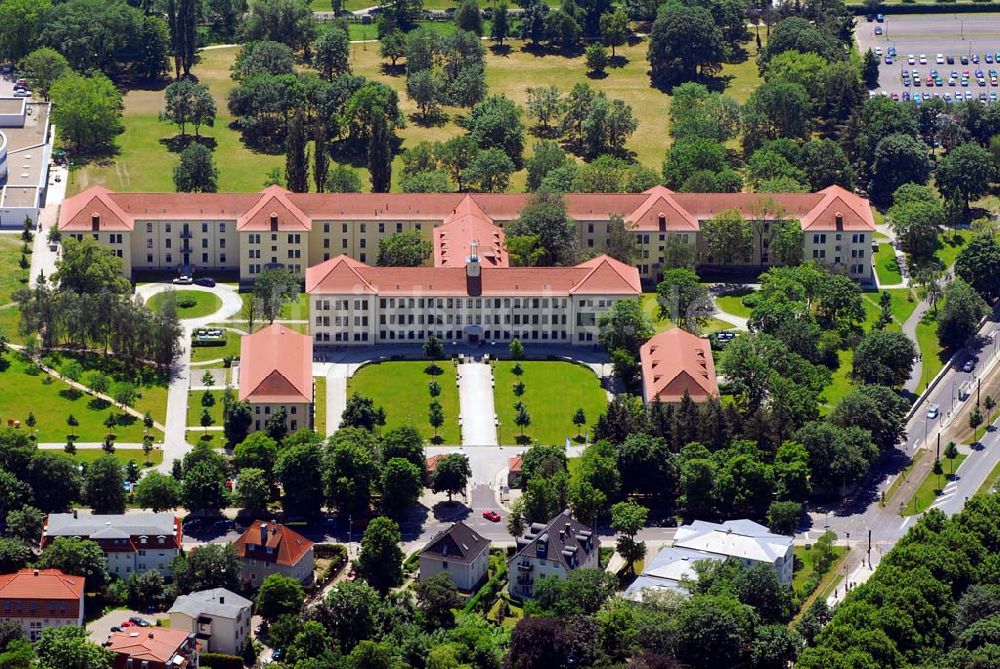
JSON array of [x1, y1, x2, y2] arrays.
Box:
[[856, 13, 1000, 100]]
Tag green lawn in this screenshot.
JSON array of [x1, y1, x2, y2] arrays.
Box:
[[935, 229, 974, 269], [186, 390, 226, 428], [0, 305, 23, 344], [55, 447, 163, 468], [792, 544, 849, 595], [874, 244, 903, 285], [147, 290, 222, 320], [0, 354, 153, 442], [975, 458, 1000, 496], [820, 349, 854, 412], [716, 294, 753, 320], [915, 311, 947, 393], [347, 361, 461, 444], [278, 292, 310, 320], [861, 289, 915, 333], [493, 361, 606, 445], [186, 430, 223, 448], [903, 453, 968, 516], [41, 351, 170, 426], [191, 331, 241, 364], [0, 235, 29, 306], [315, 376, 327, 436], [883, 450, 925, 509]]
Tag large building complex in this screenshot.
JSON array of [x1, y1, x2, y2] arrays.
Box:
[[41, 512, 183, 578], [58, 185, 876, 284], [0, 568, 85, 641]]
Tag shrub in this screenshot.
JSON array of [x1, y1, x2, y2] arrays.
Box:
[[177, 297, 198, 308], [199, 653, 244, 669]]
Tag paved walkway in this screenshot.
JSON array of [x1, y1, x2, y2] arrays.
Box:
[[457, 362, 498, 446], [134, 283, 243, 471], [30, 165, 66, 287]]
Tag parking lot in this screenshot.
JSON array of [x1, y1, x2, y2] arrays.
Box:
[[857, 13, 1000, 103], [87, 608, 167, 645]]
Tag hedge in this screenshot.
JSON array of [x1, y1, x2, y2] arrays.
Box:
[[191, 338, 226, 348], [199, 653, 243, 669], [314, 543, 348, 561]]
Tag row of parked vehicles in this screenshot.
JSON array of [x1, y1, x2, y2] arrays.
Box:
[[873, 90, 999, 105], [901, 67, 1000, 89]]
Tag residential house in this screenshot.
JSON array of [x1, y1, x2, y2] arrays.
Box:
[[106, 628, 199, 669], [508, 510, 599, 599], [418, 521, 490, 592], [238, 323, 314, 434], [168, 588, 252, 656], [233, 521, 315, 587], [42, 512, 182, 578], [0, 568, 84, 641], [639, 328, 719, 404], [622, 547, 726, 601]]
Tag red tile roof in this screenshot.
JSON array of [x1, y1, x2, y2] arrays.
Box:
[[106, 628, 193, 665], [58, 187, 875, 234], [233, 521, 314, 567], [305, 254, 641, 297], [508, 455, 522, 473], [238, 324, 313, 404], [640, 328, 719, 403], [434, 196, 507, 268], [0, 569, 84, 601], [426, 454, 444, 472]]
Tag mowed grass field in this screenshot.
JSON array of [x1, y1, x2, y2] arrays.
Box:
[[54, 447, 164, 468], [493, 360, 606, 445], [0, 354, 151, 442], [347, 360, 460, 443], [0, 235, 28, 306], [70, 36, 764, 194], [148, 290, 223, 320]]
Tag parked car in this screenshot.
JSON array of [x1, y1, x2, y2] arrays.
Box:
[[947, 55, 955, 64], [927, 405, 940, 419], [874, 26, 882, 35], [963, 359, 975, 373], [173, 274, 193, 285], [120, 621, 135, 628], [194, 277, 215, 287], [482, 510, 501, 522], [12, 90, 30, 97], [110, 626, 123, 633], [129, 617, 151, 627], [936, 54, 945, 64]]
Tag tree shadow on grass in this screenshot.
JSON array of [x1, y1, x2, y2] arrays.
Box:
[[432, 500, 470, 522], [380, 63, 406, 76], [59, 388, 83, 402], [88, 398, 111, 412], [608, 55, 629, 69], [586, 70, 609, 81], [514, 434, 532, 445], [408, 110, 450, 128], [159, 134, 219, 154], [489, 44, 512, 57]]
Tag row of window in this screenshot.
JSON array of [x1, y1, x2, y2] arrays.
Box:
[[812, 233, 868, 244], [2, 600, 69, 611], [145, 222, 227, 234], [253, 405, 299, 415], [145, 253, 227, 265], [248, 233, 302, 244]]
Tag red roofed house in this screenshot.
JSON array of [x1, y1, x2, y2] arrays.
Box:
[[0, 569, 85, 641], [238, 323, 313, 434], [58, 185, 874, 285], [507, 455, 523, 488], [640, 328, 719, 404], [233, 521, 315, 586], [106, 627, 200, 669]]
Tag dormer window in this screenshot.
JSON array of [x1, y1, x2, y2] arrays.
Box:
[[91, 213, 100, 231], [657, 213, 666, 231], [270, 213, 278, 231]]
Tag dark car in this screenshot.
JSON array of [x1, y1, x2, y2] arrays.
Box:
[[110, 626, 123, 633], [129, 617, 151, 627], [194, 277, 216, 287]]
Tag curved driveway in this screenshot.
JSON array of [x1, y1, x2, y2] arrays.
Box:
[[135, 283, 244, 472]]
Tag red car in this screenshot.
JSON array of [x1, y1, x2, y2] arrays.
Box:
[[120, 621, 135, 628], [482, 510, 501, 522]]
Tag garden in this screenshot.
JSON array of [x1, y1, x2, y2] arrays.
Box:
[[147, 289, 222, 320], [493, 360, 606, 445], [347, 360, 460, 443]]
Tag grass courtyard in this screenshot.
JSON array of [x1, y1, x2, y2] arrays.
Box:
[[715, 294, 753, 320], [42, 351, 170, 426], [0, 354, 152, 442], [347, 361, 460, 443], [874, 244, 903, 285], [493, 360, 606, 445], [191, 330, 241, 364], [639, 293, 736, 335], [0, 235, 28, 306], [147, 290, 222, 320], [69, 34, 764, 194], [186, 390, 226, 428], [315, 376, 327, 436]]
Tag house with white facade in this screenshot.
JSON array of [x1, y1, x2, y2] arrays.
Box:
[[673, 519, 794, 585], [508, 510, 599, 599], [168, 588, 252, 656], [418, 521, 490, 592], [41, 512, 182, 578]]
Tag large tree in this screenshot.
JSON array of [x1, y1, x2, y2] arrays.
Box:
[[173, 143, 219, 193], [134, 471, 182, 512], [851, 330, 916, 388], [888, 185, 944, 262], [431, 453, 471, 502], [82, 455, 127, 514], [955, 235, 1000, 300], [467, 94, 525, 165], [275, 441, 325, 518], [0, 0, 51, 64], [166, 0, 198, 77], [172, 543, 241, 593], [35, 626, 113, 669], [598, 299, 654, 358], [937, 279, 989, 348], [313, 26, 350, 81], [506, 191, 577, 265], [647, 2, 724, 87], [701, 209, 753, 265], [21, 48, 69, 101], [656, 269, 713, 333], [668, 82, 740, 143], [37, 537, 108, 591], [936, 142, 997, 211], [376, 230, 431, 267], [256, 573, 306, 623], [869, 133, 932, 207], [50, 72, 124, 152], [355, 516, 404, 594], [241, 0, 316, 53]]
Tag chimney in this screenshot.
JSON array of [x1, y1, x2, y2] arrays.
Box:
[[259, 523, 268, 545], [148, 632, 155, 639], [33, 569, 39, 576], [73, 509, 78, 519]]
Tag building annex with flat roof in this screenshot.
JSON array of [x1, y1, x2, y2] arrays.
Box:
[[640, 327, 719, 404], [237, 323, 314, 433], [57, 185, 876, 284], [0, 98, 52, 227]]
